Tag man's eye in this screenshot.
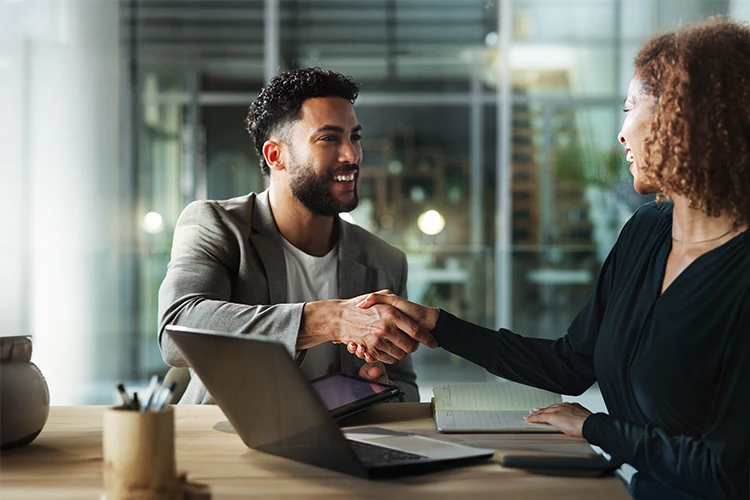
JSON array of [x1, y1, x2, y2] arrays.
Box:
[[351, 134, 362, 141], [321, 136, 337, 142]]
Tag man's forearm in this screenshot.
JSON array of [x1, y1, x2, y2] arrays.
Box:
[[298, 300, 341, 350], [159, 296, 305, 363]]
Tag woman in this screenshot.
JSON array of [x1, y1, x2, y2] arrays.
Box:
[[349, 18, 750, 500]]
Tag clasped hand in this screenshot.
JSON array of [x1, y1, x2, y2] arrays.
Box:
[[328, 292, 438, 364], [342, 290, 440, 364]]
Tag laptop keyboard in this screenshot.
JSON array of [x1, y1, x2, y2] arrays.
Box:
[[348, 439, 430, 466]]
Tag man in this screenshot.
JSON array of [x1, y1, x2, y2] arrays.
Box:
[[158, 67, 436, 404]]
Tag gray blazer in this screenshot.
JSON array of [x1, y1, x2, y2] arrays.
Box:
[[158, 190, 418, 404]]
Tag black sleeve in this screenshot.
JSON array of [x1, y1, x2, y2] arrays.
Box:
[[583, 316, 750, 500], [431, 228, 621, 396]]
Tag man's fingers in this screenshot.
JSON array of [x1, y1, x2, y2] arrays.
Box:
[[358, 362, 386, 382], [367, 364, 384, 379]]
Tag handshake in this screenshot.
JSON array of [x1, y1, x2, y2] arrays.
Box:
[[300, 290, 440, 365]]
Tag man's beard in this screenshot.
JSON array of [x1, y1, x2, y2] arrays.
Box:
[[288, 162, 359, 217]]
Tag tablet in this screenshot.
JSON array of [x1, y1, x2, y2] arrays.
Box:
[[310, 372, 404, 420]]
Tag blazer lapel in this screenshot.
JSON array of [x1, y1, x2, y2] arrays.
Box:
[[337, 221, 368, 300], [250, 191, 287, 304]]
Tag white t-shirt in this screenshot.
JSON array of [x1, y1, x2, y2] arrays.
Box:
[[279, 237, 339, 302]]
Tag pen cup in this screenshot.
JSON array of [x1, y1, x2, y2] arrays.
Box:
[[102, 406, 179, 500]]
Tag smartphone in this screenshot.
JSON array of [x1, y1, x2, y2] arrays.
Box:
[[500, 454, 616, 478]]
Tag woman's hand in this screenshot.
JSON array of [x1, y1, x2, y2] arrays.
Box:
[[523, 402, 592, 438]]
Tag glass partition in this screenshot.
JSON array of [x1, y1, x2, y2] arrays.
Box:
[[5, 0, 748, 403]]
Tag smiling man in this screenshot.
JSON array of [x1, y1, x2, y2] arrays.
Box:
[[157, 67, 434, 404]]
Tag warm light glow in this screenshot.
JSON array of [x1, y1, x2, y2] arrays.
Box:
[[338, 212, 356, 225], [417, 210, 445, 236], [142, 211, 164, 234]]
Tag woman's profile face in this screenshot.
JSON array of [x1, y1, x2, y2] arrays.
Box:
[[618, 77, 659, 195]]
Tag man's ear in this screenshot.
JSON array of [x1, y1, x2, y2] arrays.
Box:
[[262, 140, 284, 172]]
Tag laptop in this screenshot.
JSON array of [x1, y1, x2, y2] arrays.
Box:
[[166, 325, 495, 479]]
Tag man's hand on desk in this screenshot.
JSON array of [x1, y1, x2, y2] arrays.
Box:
[[302, 292, 437, 364], [523, 402, 592, 439]]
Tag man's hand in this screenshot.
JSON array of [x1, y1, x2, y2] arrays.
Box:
[[346, 290, 440, 364], [358, 362, 390, 386], [523, 402, 592, 438], [300, 293, 437, 364]]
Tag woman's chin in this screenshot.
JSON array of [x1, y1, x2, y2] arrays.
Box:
[[632, 179, 657, 196]]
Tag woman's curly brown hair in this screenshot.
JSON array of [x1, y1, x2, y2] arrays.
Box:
[[635, 17, 750, 226]]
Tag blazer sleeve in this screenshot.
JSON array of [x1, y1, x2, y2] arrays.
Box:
[[157, 200, 304, 367], [381, 252, 419, 402]]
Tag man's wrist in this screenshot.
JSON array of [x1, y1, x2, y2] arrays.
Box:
[[299, 300, 339, 349]]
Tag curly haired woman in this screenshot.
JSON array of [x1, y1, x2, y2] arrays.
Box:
[[350, 17, 750, 499]]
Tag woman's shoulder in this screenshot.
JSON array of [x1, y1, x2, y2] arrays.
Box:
[[617, 201, 672, 243], [632, 200, 672, 223]]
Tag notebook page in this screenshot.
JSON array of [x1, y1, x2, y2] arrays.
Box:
[[435, 410, 558, 432], [433, 382, 562, 411]]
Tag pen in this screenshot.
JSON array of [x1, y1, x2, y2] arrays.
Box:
[[132, 392, 141, 411], [152, 382, 177, 412], [116, 383, 134, 410], [142, 375, 163, 412]]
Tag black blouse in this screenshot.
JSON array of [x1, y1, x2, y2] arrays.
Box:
[[431, 202, 750, 499]]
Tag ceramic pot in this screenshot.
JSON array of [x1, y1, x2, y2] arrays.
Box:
[[0, 336, 50, 450]]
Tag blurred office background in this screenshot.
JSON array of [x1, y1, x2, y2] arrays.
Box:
[[1, 0, 748, 404]]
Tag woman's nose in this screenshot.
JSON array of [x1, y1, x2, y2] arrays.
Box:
[[618, 131, 626, 145]]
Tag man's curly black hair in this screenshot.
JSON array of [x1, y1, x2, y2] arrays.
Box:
[[245, 67, 360, 176]]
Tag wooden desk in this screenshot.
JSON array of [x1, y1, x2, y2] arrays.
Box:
[[0, 404, 629, 499]]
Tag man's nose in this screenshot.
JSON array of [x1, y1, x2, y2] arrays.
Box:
[[339, 142, 360, 164]]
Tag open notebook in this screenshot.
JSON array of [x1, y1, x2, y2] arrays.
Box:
[[433, 382, 563, 433]]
